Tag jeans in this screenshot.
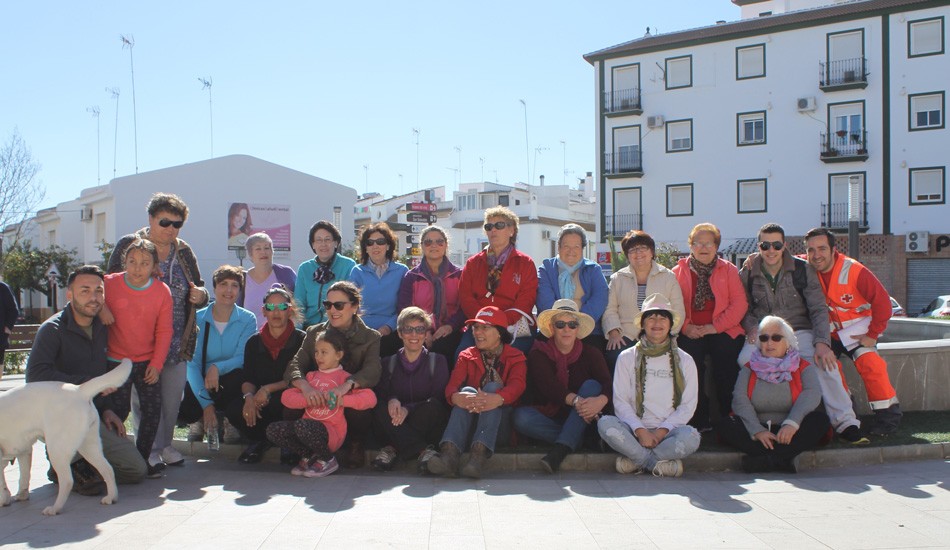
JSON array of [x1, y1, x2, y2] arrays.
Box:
[[597, 416, 700, 470], [441, 382, 507, 453], [512, 379, 602, 451]]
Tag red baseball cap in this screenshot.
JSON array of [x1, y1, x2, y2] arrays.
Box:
[[465, 306, 507, 329]]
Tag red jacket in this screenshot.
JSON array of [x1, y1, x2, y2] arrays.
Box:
[[445, 344, 527, 406], [673, 257, 747, 339], [459, 248, 538, 327]]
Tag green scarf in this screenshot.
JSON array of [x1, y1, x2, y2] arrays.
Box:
[[634, 335, 685, 417]]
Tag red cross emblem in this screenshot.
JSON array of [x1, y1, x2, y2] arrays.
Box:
[[840, 293, 854, 304]]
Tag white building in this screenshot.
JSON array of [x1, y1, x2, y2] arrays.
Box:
[[585, 0, 950, 313]]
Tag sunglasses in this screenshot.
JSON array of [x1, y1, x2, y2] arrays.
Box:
[[758, 334, 784, 342], [399, 325, 428, 335], [264, 302, 290, 311], [759, 241, 784, 251], [322, 300, 353, 311], [158, 218, 184, 229], [484, 221, 510, 231], [365, 237, 388, 247], [553, 320, 580, 330], [423, 238, 446, 246]]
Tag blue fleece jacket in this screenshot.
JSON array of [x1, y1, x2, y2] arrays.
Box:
[[186, 305, 257, 410], [295, 254, 358, 327], [537, 257, 609, 335], [348, 261, 409, 331]]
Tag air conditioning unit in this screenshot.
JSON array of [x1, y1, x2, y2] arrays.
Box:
[[80, 206, 93, 222], [647, 115, 665, 128], [906, 231, 930, 253], [797, 96, 817, 112], [541, 230, 552, 240]]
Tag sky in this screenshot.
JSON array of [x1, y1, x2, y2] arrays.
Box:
[[2, 1, 739, 212]]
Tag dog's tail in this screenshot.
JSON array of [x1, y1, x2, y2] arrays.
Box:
[[78, 358, 133, 400]]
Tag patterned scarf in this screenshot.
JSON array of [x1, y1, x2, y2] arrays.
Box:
[[478, 345, 505, 388], [372, 260, 389, 279], [688, 255, 716, 311], [557, 259, 583, 302], [261, 322, 293, 360], [485, 244, 513, 296], [532, 338, 583, 390], [313, 254, 336, 285], [634, 335, 684, 417], [748, 347, 801, 384], [420, 259, 446, 326]]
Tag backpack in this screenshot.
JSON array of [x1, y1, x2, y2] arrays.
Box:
[[387, 352, 438, 377]]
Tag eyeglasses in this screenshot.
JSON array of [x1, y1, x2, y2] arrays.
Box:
[[322, 300, 353, 311], [365, 237, 388, 247], [691, 242, 716, 249], [158, 218, 184, 229], [484, 221, 510, 232], [758, 334, 784, 342], [399, 325, 428, 335], [553, 320, 580, 330], [264, 303, 290, 311], [312, 237, 335, 244], [627, 245, 651, 255], [423, 238, 446, 246], [759, 241, 785, 251]]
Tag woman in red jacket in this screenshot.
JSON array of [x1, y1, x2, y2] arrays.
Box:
[[457, 206, 538, 356], [672, 223, 748, 432]]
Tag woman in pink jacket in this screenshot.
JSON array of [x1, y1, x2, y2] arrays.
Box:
[[672, 223, 748, 432]]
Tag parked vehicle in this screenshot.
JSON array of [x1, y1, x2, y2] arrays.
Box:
[[890, 297, 906, 317], [918, 295, 950, 319]]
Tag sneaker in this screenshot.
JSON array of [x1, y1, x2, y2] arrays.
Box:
[[146, 462, 166, 479], [615, 456, 642, 475], [290, 457, 311, 476], [838, 425, 870, 446], [148, 451, 165, 468], [187, 421, 205, 442], [161, 446, 185, 466], [222, 418, 242, 444], [303, 457, 340, 478], [371, 446, 397, 472], [652, 459, 684, 478], [417, 445, 438, 475]]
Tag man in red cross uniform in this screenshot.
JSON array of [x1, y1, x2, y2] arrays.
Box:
[[804, 228, 901, 435]]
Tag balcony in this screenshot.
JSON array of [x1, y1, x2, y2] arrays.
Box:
[[819, 57, 868, 91], [603, 88, 642, 116], [820, 130, 868, 163], [820, 201, 869, 231], [603, 150, 643, 177], [604, 213, 643, 237]]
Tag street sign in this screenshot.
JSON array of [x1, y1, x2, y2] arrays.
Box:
[[407, 202, 436, 212], [405, 235, 421, 244], [408, 224, 426, 233], [406, 212, 430, 223], [410, 247, 422, 256]]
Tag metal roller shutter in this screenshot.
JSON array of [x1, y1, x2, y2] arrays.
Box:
[[907, 259, 950, 315]]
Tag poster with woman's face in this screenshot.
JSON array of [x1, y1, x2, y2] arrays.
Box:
[[227, 202, 291, 251]]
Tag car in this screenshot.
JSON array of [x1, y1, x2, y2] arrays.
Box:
[[890, 297, 906, 317], [918, 295, 950, 319]]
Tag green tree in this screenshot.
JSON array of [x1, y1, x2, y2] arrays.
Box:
[[606, 236, 683, 272], [1, 240, 80, 297]]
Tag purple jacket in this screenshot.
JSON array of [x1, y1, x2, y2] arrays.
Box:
[[397, 259, 464, 331], [237, 263, 297, 309], [374, 348, 449, 411]]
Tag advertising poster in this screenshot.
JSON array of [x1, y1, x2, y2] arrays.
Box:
[[227, 202, 291, 251]]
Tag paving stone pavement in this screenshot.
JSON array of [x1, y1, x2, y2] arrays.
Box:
[[2, 443, 948, 549]]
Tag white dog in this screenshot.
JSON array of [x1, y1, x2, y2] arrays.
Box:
[[0, 358, 132, 516]]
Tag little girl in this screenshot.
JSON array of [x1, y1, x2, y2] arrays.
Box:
[[101, 238, 173, 478], [267, 331, 376, 477]]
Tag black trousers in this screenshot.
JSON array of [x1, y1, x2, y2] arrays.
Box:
[[178, 369, 244, 424], [225, 391, 286, 442], [372, 399, 449, 459], [718, 410, 830, 463], [677, 332, 744, 428]]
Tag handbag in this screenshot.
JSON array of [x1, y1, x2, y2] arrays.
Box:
[[506, 308, 535, 338]]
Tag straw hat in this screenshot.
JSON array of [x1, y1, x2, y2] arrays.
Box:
[[633, 293, 682, 332], [536, 299, 595, 339]]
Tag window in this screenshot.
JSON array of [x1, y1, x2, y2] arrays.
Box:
[[827, 101, 866, 155], [609, 125, 642, 174], [829, 173, 866, 222], [909, 92, 944, 130], [665, 56, 692, 89], [666, 184, 693, 217], [828, 29, 864, 63], [498, 195, 510, 207], [909, 17, 944, 57], [610, 63, 640, 111], [666, 120, 692, 152], [736, 44, 765, 79], [610, 187, 642, 235], [909, 167, 945, 204], [456, 193, 476, 211], [737, 111, 766, 145], [737, 179, 767, 213]]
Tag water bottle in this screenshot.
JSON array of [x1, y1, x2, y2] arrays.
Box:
[[207, 422, 220, 452]]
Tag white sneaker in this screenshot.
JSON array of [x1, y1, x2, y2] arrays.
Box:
[[652, 459, 684, 478], [148, 451, 164, 468], [161, 446, 185, 466], [615, 456, 642, 474], [187, 422, 204, 442]]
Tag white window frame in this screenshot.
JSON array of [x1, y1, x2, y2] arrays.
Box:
[[909, 167, 945, 205], [666, 184, 693, 217], [909, 17, 944, 57], [665, 56, 692, 90], [737, 179, 767, 213], [737, 111, 766, 146], [456, 193, 477, 211], [666, 119, 693, 152], [736, 44, 765, 80], [909, 92, 944, 130]]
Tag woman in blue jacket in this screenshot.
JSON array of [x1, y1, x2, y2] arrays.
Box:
[[295, 221, 357, 328], [537, 224, 609, 351], [349, 222, 409, 358]]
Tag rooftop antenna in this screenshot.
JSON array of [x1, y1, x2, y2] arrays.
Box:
[[87, 106, 101, 184], [412, 127, 421, 190], [120, 34, 139, 173], [198, 77, 214, 158], [107, 87, 120, 179]]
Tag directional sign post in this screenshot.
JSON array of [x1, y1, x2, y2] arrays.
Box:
[[407, 202, 436, 212]]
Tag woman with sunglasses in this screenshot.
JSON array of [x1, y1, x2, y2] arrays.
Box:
[[108, 192, 209, 470], [225, 285, 305, 464], [672, 222, 748, 432], [719, 316, 830, 473], [238, 232, 297, 330], [513, 300, 611, 474], [457, 206, 539, 355], [397, 225, 464, 363], [348, 223, 408, 358], [284, 281, 381, 469], [295, 221, 357, 329], [370, 307, 450, 473]]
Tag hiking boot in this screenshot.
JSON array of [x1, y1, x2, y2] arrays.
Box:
[[615, 456, 642, 475], [417, 445, 438, 475], [868, 404, 902, 436], [652, 459, 684, 478], [426, 442, 461, 477], [371, 446, 397, 472], [303, 457, 340, 478], [461, 442, 489, 479], [540, 443, 571, 474], [838, 425, 870, 445], [187, 421, 205, 442]]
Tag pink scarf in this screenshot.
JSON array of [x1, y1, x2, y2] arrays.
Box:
[[748, 348, 801, 384]]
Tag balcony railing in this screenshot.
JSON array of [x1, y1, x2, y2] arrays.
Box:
[[603, 150, 643, 175], [820, 201, 869, 230], [605, 213, 643, 237], [603, 88, 642, 114], [820, 130, 868, 162], [819, 57, 868, 90]]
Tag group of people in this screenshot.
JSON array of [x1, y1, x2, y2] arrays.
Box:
[[22, 193, 902, 494]]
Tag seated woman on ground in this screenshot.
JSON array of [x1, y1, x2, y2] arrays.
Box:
[[513, 299, 611, 474], [597, 293, 700, 477], [718, 315, 830, 474], [427, 306, 527, 479], [370, 306, 450, 473]]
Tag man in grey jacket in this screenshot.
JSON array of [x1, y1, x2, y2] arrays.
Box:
[[738, 224, 865, 444]]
